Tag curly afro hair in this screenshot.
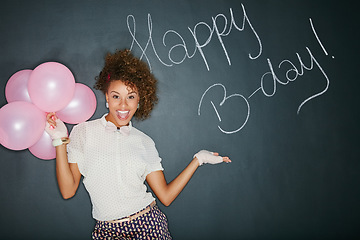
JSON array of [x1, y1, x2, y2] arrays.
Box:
[[94, 49, 158, 120]]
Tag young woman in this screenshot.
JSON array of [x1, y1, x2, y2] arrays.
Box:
[[46, 49, 231, 239]]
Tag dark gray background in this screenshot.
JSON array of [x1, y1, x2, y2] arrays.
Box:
[[0, 0, 359, 239]]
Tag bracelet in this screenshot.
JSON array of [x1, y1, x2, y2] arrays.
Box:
[[52, 137, 70, 147]]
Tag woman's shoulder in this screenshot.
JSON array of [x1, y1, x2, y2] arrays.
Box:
[[131, 127, 155, 144], [71, 117, 103, 134]]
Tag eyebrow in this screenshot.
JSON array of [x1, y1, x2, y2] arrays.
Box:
[[110, 90, 138, 95]]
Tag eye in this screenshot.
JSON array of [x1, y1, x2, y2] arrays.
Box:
[[128, 94, 137, 99], [112, 95, 120, 99]]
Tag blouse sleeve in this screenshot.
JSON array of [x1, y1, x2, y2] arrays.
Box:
[[67, 124, 86, 173], [143, 137, 164, 177]]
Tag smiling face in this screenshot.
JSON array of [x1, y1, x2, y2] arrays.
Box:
[[105, 80, 140, 128]]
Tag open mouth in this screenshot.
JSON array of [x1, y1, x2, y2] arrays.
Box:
[[116, 110, 130, 120]]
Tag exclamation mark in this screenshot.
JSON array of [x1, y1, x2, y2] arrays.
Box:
[[309, 18, 335, 59]]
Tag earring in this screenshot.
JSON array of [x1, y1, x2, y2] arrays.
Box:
[[106, 102, 109, 108], [137, 103, 139, 109]]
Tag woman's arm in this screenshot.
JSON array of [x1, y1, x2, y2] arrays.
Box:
[[55, 144, 82, 199], [47, 113, 81, 199], [146, 153, 230, 206]]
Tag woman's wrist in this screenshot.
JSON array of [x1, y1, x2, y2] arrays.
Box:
[[53, 137, 70, 147], [192, 157, 201, 167]]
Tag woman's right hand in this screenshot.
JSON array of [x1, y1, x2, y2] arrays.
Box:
[[45, 112, 68, 140], [46, 112, 57, 129]]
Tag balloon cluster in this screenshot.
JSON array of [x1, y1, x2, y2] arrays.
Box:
[[0, 62, 97, 160]]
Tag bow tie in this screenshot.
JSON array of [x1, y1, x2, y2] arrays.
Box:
[[105, 121, 131, 136]]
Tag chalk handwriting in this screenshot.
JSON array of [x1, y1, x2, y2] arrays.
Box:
[[127, 5, 331, 134], [197, 18, 330, 134], [249, 46, 330, 114], [127, 14, 172, 71], [198, 83, 250, 134], [309, 18, 334, 58], [128, 3, 262, 71]]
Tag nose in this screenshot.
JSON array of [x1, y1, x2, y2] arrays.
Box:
[[119, 97, 128, 107]]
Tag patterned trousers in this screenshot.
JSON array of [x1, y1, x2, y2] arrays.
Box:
[[92, 205, 172, 239]]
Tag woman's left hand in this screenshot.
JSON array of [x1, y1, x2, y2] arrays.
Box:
[[194, 150, 231, 166]]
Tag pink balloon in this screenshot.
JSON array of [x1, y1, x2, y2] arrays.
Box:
[[28, 62, 75, 112], [56, 83, 97, 124], [0, 101, 46, 150], [5, 69, 33, 103], [28, 131, 56, 160]]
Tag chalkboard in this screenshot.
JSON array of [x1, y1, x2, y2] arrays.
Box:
[[1, 0, 359, 239]]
